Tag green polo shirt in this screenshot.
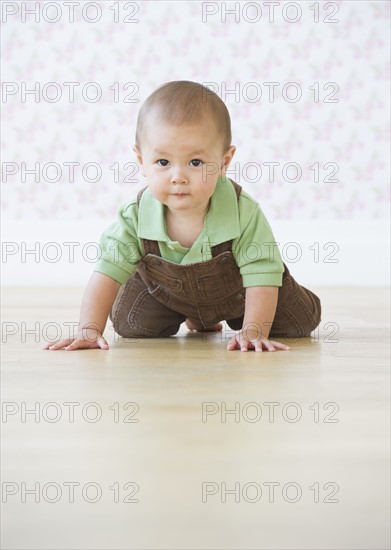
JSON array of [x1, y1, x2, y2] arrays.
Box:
[[94, 176, 284, 287]]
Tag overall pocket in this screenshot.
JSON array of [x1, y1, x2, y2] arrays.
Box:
[[197, 256, 242, 301], [144, 265, 183, 292]]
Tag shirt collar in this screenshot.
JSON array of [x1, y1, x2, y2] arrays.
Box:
[[137, 176, 241, 245]]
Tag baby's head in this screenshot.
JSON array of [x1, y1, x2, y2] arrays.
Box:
[[132, 81, 236, 217]]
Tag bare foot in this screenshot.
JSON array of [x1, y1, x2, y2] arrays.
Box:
[[185, 318, 223, 332]]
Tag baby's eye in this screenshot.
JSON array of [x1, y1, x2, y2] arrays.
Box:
[[190, 159, 203, 167], [157, 159, 169, 166]]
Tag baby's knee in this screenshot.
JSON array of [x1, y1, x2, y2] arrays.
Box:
[[285, 292, 322, 338], [112, 317, 181, 339], [270, 314, 321, 339], [305, 293, 322, 335]]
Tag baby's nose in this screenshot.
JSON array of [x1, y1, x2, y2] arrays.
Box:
[[171, 171, 188, 184]]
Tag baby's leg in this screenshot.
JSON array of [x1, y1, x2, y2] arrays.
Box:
[[269, 264, 322, 338], [225, 264, 321, 339], [110, 272, 186, 338], [185, 318, 223, 332]]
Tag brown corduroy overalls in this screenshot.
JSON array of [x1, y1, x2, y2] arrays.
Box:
[[109, 180, 322, 339]]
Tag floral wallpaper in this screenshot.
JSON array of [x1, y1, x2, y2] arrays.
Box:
[[2, 0, 390, 221]]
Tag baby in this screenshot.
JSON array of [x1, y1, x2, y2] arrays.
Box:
[[43, 80, 321, 353]]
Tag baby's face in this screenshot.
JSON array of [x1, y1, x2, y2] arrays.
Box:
[[133, 116, 235, 219]]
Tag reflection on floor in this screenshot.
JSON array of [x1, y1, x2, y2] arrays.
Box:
[[1, 286, 390, 550]]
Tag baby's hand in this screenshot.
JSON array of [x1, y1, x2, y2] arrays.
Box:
[[227, 330, 290, 352], [42, 327, 109, 351]]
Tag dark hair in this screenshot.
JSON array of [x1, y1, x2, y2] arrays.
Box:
[[135, 80, 232, 153]]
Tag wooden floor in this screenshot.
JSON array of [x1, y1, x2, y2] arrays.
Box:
[[1, 286, 390, 550]]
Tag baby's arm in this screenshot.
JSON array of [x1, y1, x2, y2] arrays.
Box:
[[42, 272, 121, 351], [227, 286, 290, 352]]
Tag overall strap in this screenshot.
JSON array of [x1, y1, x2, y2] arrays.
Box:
[[211, 178, 242, 257], [137, 186, 161, 255], [136, 178, 242, 258]]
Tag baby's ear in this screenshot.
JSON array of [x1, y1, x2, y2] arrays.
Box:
[[132, 144, 142, 161], [132, 144, 146, 178], [220, 145, 236, 175]]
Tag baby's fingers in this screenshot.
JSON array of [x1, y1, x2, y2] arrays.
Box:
[[253, 339, 275, 352], [253, 339, 265, 352], [65, 336, 109, 351], [96, 336, 109, 350], [227, 335, 240, 351], [64, 339, 85, 351], [239, 339, 251, 352], [227, 336, 254, 352], [267, 340, 290, 351], [43, 339, 73, 350]]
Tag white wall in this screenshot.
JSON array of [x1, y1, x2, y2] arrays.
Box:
[[1, 0, 390, 286], [2, 220, 389, 287]]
